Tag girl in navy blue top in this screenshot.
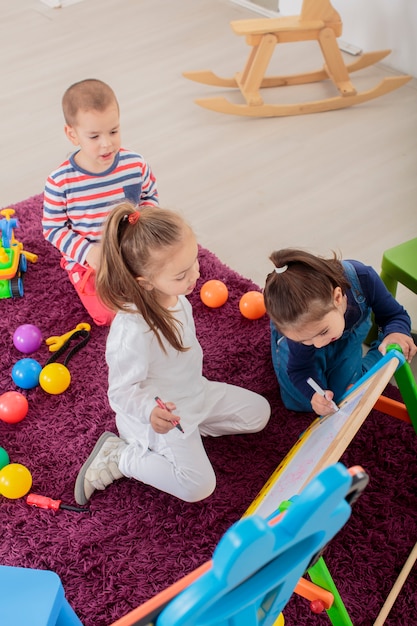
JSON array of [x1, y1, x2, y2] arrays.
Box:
[[263, 249, 416, 415]]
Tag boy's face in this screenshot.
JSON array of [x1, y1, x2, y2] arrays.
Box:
[[64, 105, 121, 173]]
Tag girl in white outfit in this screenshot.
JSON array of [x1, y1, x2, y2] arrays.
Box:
[[74, 202, 270, 504]]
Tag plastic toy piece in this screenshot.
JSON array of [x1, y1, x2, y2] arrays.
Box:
[[390, 350, 417, 433], [372, 345, 417, 434], [46, 323, 92, 352], [308, 557, 353, 626], [373, 395, 411, 423], [26, 493, 89, 513], [110, 464, 365, 626], [183, 0, 411, 117], [270, 466, 367, 626], [0, 208, 38, 299], [0, 565, 83, 625], [39, 328, 91, 395], [44, 328, 90, 366], [156, 463, 365, 626]]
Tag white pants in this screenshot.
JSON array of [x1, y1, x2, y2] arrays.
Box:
[[118, 382, 270, 502]]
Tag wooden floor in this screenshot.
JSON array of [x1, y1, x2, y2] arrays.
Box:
[[2, 0, 417, 330]]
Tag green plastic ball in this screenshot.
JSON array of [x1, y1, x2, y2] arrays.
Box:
[[0, 447, 9, 471]]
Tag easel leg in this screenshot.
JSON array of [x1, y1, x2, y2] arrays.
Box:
[[370, 346, 417, 434], [393, 360, 417, 433], [308, 557, 353, 626], [373, 542, 417, 626], [373, 395, 411, 423]]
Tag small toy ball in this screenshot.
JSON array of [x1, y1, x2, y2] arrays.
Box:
[[310, 600, 325, 614], [0, 463, 32, 499], [12, 358, 42, 390], [13, 324, 42, 354], [200, 280, 229, 308], [0, 391, 29, 424], [39, 363, 71, 395], [239, 291, 267, 320], [0, 447, 9, 471]]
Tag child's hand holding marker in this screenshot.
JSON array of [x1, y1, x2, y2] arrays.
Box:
[[307, 378, 339, 417], [153, 396, 185, 434]]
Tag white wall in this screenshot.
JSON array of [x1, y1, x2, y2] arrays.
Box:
[[278, 0, 417, 78]]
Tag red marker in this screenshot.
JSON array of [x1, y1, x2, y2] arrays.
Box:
[[154, 396, 184, 433]]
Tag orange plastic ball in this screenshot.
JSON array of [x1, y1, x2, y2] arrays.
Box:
[[239, 291, 267, 320], [200, 280, 229, 308]]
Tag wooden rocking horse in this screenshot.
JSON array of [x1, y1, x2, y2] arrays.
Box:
[[183, 0, 411, 117]]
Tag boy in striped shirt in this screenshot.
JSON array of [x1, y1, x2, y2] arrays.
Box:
[[42, 79, 159, 325]]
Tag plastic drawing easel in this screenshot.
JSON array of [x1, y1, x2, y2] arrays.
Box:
[[245, 347, 416, 520], [109, 463, 367, 626]]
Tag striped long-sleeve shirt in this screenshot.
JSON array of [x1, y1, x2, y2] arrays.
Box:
[[42, 148, 159, 270]]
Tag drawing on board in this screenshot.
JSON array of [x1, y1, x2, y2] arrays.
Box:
[[245, 350, 404, 520]]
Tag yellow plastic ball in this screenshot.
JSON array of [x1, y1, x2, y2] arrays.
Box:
[[0, 463, 32, 499], [39, 363, 71, 395]]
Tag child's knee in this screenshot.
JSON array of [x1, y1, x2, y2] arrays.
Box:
[[252, 397, 271, 431], [92, 310, 116, 326], [180, 473, 216, 503], [75, 291, 115, 326]]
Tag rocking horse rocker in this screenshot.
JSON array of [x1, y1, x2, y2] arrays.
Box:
[[183, 0, 411, 117]]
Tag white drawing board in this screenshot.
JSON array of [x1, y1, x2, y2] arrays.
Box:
[[245, 352, 400, 520]]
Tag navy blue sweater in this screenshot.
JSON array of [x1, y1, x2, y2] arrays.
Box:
[[285, 260, 411, 400]]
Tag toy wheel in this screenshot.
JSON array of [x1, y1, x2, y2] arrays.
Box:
[[10, 277, 24, 298], [19, 255, 27, 273]]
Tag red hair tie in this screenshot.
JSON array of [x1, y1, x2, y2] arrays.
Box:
[[128, 211, 140, 225]]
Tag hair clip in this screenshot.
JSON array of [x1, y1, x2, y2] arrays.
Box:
[[274, 265, 288, 274], [128, 211, 140, 225]]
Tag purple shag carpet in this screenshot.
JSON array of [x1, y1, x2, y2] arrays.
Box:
[[0, 195, 416, 626]]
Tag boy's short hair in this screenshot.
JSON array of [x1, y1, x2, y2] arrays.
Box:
[[62, 79, 119, 126]]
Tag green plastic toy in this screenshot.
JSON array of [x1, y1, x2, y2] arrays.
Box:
[[0, 208, 37, 298]]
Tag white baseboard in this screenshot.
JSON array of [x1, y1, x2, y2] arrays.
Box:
[[338, 40, 363, 56], [40, 0, 85, 8], [230, 0, 279, 17]]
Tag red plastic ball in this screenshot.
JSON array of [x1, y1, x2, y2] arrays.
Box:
[[0, 391, 29, 423], [310, 600, 325, 614], [200, 280, 228, 308], [239, 291, 266, 320]]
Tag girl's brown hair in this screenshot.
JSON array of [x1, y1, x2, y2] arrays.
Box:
[[96, 202, 191, 352], [263, 248, 351, 331]]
